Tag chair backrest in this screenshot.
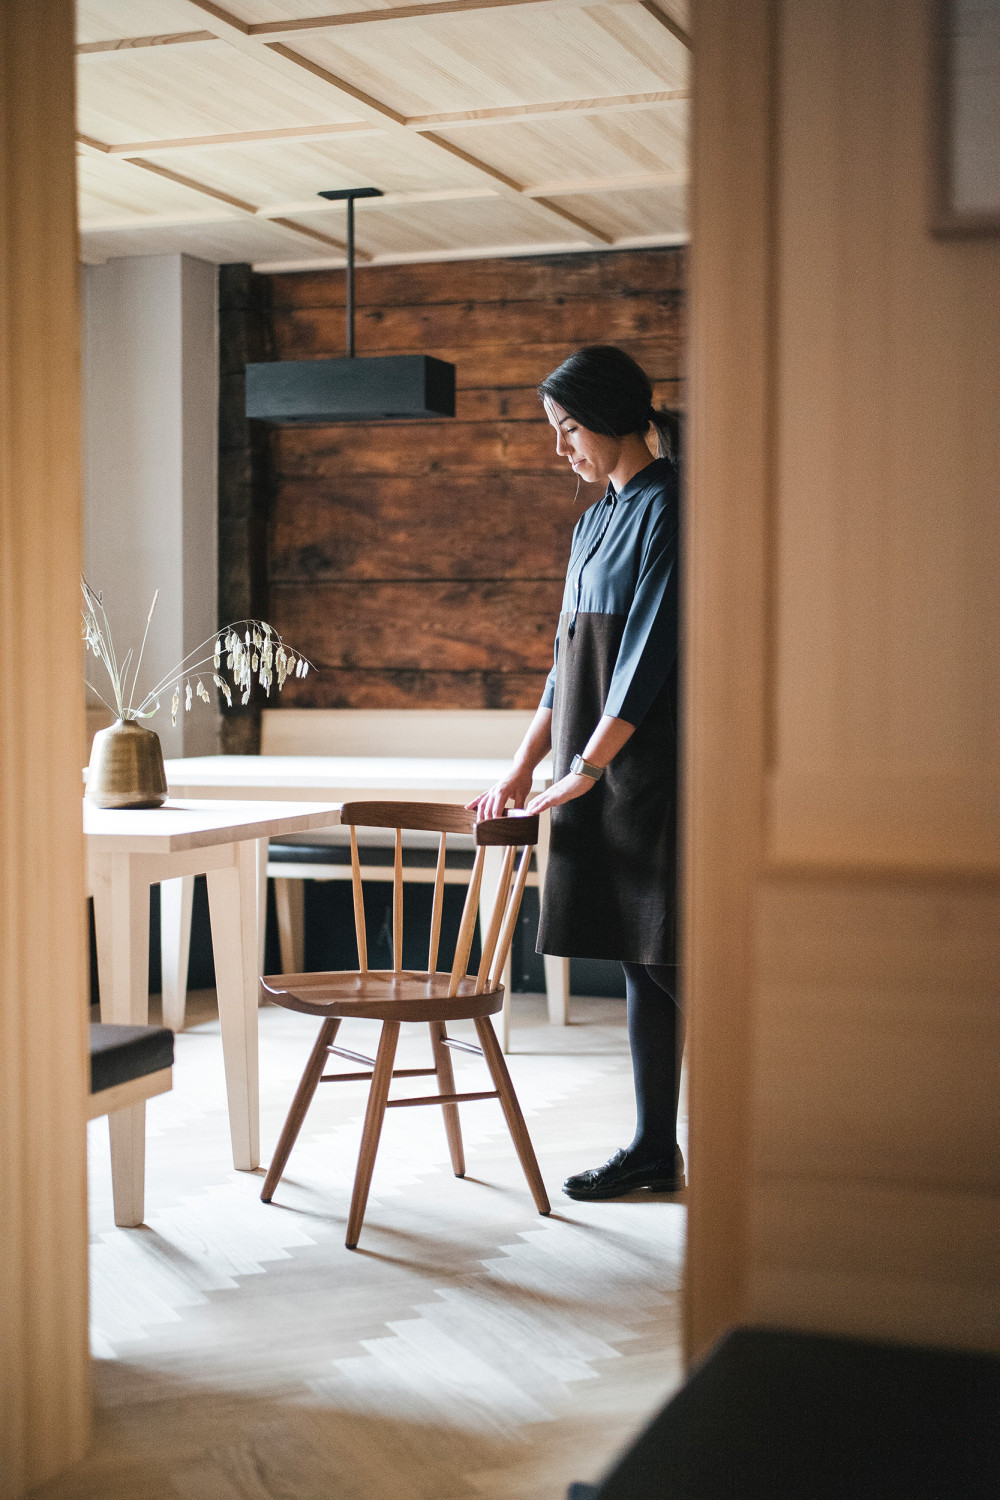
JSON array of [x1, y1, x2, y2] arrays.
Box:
[[338, 801, 540, 997]]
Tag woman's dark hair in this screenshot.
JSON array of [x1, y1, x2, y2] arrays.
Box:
[[538, 344, 682, 467]]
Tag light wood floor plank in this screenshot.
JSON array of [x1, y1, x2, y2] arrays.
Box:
[[35, 991, 685, 1499]]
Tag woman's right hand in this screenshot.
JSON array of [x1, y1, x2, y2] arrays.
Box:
[[466, 764, 534, 822]]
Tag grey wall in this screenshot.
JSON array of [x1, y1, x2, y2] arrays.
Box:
[[82, 254, 219, 758]]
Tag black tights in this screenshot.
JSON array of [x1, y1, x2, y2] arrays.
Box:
[[622, 962, 684, 1164]]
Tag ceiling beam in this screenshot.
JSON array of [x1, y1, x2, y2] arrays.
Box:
[[246, 228, 687, 274], [78, 168, 687, 236], [84, 122, 381, 155], [525, 169, 686, 196], [242, 170, 685, 219], [178, 0, 614, 244], [636, 0, 691, 49], [73, 90, 687, 158], [78, 0, 691, 50], [77, 140, 357, 256], [78, 30, 215, 54], [408, 89, 689, 129]]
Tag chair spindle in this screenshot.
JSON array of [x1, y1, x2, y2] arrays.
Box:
[[448, 844, 486, 996], [427, 831, 447, 971], [476, 844, 516, 992], [393, 826, 403, 972], [349, 826, 367, 972], [489, 843, 533, 993]]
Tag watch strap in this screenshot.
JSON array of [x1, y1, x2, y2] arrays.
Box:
[[570, 754, 604, 781]]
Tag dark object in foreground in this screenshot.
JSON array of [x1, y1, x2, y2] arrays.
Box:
[[567, 1326, 1000, 1499]]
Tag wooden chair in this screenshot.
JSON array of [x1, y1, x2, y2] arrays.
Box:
[[259, 801, 550, 1247]]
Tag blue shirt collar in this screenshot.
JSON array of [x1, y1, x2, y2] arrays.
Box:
[[607, 457, 674, 504]]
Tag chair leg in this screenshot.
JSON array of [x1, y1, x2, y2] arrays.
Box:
[[475, 1016, 550, 1216], [261, 1017, 340, 1203], [346, 1020, 400, 1249], [428, 1021, 465, 1177]]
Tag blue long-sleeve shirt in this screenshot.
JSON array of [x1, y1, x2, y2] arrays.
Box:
[[539, 457, 679, 729]]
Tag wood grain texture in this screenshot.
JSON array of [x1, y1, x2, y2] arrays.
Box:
[[61, 995, 686, 1500], [270, 475, 576, 582], [238, 245, 686, 709], [684, 0, 1000, 1371], [271, 420, 566, 477], [0, 3, 91, 1489], [272, 290, 684, 358], [270, 247, 688, 309], [270, 335, 683, 388], [340, 800, 478, 833], [270, 580, 562, 671]]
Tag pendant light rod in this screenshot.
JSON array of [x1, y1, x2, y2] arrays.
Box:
[[318, 187, 384, 360]]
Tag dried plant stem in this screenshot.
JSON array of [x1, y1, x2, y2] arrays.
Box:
[[127, 590, 159, 715], [83, 579, 311, 725]]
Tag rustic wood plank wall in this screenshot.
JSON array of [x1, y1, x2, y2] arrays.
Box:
[[221, 247, 685, 721]]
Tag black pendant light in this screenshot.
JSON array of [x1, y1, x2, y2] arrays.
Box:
[[245, 187, 456, 423]]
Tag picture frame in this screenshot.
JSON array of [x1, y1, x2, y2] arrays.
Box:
[[930, 0, 1000, 236]]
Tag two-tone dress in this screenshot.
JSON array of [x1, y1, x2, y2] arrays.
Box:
[[536, 456, 680, 966]]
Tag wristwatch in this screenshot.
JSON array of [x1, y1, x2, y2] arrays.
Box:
[[570, 754, 605, 781]]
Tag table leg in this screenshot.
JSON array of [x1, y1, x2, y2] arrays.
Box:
[[92, 855, 151, 1227], [534, 814, 570, 1025], [160, 875, 194, 1032], [206, 840, 260, 1171], [256, 837, 268, 980]]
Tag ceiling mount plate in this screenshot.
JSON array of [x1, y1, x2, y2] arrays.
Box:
[[317, 187, 384, 201]]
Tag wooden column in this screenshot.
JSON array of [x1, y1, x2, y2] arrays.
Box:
[[683, 0, 775, 1358], [685, 0, 1000, 1363], [218, 264, 273, 753], [0, 0, 91, 1490]]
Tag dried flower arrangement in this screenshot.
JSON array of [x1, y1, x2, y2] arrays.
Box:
[[81, 578, 310, 726]]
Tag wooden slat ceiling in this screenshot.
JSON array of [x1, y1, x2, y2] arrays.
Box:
[[77, 0, 689, 269]]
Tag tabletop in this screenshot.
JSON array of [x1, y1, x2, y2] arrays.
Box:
[[83, 797, 342, 854], [162, 755, 553, 790]]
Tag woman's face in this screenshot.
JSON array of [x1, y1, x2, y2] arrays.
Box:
[[544, 398, 620, 486]]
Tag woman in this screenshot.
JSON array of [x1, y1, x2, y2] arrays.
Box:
[[469, 345, 683, 1201]]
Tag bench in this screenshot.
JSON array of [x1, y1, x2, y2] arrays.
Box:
[[88, 1022, 173, 1227]]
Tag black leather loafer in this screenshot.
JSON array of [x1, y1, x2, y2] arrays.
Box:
[[563, 1146, 686, 1201]]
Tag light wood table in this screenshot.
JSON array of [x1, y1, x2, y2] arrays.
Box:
[[85, 797, 340, 1223], [161, 755, 570, 1033]]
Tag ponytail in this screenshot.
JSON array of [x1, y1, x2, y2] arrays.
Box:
[[648, 408, 683, 469]]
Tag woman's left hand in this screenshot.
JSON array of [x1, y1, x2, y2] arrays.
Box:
[[524, 772, 595, 816]]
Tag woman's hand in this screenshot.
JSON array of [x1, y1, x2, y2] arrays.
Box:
[[466, 764, 534, 822], [524, 771, 595, 816]]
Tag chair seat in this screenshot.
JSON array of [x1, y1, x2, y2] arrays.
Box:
[[261, 968, 504, 1022]]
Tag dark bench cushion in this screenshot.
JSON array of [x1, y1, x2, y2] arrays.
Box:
[[268, 842, 535, 871], [267, 842, 476, 869], [574, 1327, 1000, 1500], [89, 1023, 174, 1094]]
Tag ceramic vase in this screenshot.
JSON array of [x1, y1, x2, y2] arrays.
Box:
[[86, 717, 168, 809]]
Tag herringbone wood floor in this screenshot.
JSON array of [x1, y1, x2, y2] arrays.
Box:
[[34, 992, 686, 1499]]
